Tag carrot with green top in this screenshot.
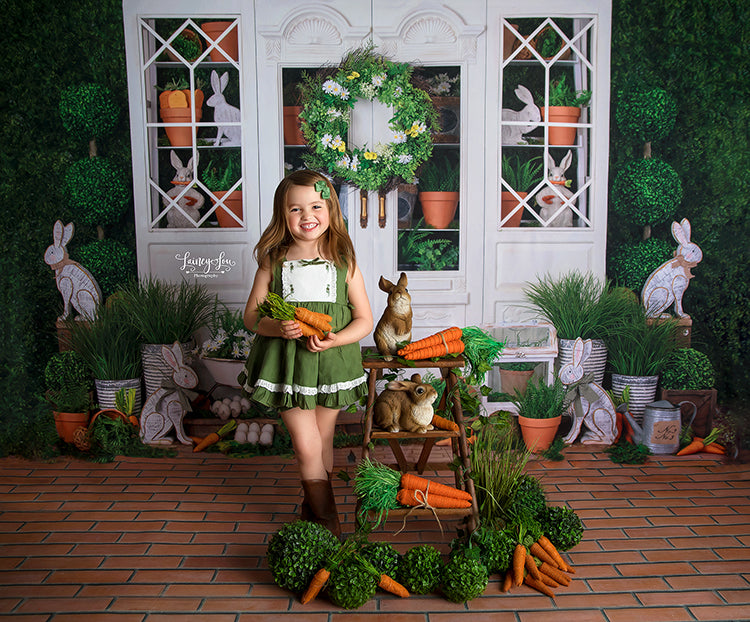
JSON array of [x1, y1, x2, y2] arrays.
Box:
[[399, 473, 472, 502], [529, 541, 558, 568], [300, 567, 330, 604], [677, 427, 722, 456], [377, 574, 409, 598], [401, 340, 464, 360], [512, 544, 526, 587], [538, 535, 573, 573], [193, 420, 237, 452], [539, 562, 571, 586], [525, 554, 542, 581], [396, 488, 471, 508], [293, 306, 332, 333], [398, 327, 463, 355]]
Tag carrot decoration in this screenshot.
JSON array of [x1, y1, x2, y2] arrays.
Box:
[[703, 442, 726, 455], [399, 473, 472, 502], [537, 536, 572, 573], [512, 544, 526, 587], [539, 562, 571, 586], [296, 320, 325, 339], [524, 574, 556, 599], [377, 574, 409, 598], [300, 567, 331, 604], [525, 554, 542, 581], [677, 428, 722, 456], [398, 327, 463, 354], [193, 420, 237, 452], [529, 541, 558, 568], [396, 488, 471, 508], [401, 340, 465, 361], [189, 436, 204, 446], [431, 413, 459, 432], [257, 292, 330, 337], [537, 572, 561, 588], [501, 570, 513, 593], [294, 307, 332, 333]]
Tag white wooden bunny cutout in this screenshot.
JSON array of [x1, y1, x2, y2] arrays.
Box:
[[558, 337, 617, 445], [501, 85, 541, 145], [534, 150, 574, 227], [207, 70, 241, 146], [641, 218, 702, 318], [44, 220, 102, 321], [164, 150, 205, 228], [140, 342, 198, 446]]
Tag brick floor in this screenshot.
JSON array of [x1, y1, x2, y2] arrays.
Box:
[[0, 444, 748, 621]]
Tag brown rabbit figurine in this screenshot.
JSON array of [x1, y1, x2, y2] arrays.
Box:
[[373, 373, 438, 433], [374, 272, 412, 360]]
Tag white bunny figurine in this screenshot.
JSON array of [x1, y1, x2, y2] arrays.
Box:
[[207, 70, 241, 146], [140, 342, 198, 446], [641, 218, 702, 318], [44, 220, 102, 321], [501, 85, 541, 145], [558, 337, 617, 445], [535, 150, 574, 227], [164, 150, 205, 228]]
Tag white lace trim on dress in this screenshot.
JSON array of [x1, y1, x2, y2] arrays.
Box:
[[255, 374, 366, 396]]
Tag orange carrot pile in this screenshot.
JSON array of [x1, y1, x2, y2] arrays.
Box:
[[396, 488, 471, 509], [503, 536, 576, 599], [677, 428, 726, 456], [399, 473, 472, 502], [397, 327, 464, 360]]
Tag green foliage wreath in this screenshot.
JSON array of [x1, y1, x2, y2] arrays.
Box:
[[299, 46, 438, 193]]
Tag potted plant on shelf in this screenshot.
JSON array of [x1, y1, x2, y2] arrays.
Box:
[[417, 155, 460, 229], [533, 26, 571, 60], [159, 77, 205, 147], [605, 297, 678, 422], [282, 81, 305, 146], [501, 155, 542, 227], [523, 270, 624, 385], [511, 375, 566, 452], [498, 362, 538, 398], [200, 20, 239, 62], [202, 154, 242, 227], [65, 298, 143, 414], [166, 28, 203, 63], [118, 277, 215, 396], [194, 302, 253, 389], [541, 75, 591, 146], [397, 219, 459, 271], [44, 351, 92, 443], [420, 71, 460, 143], [659, 347, 717, 437]]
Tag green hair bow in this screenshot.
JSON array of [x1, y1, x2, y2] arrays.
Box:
[[314, 179, 331, 199]]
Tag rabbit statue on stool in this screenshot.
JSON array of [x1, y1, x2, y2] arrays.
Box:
[[374, 373, 438, 434], [501, 85, 541, 145], [207, 70, 241, 146], [140, 342, 198, 446], [535, 150, 574, 227], [558, 337, 617, 445], [641, 218, 702, 318], [44, 220, 102, 321], [164, 150, 205, 228], [374, 272, 412, 361]]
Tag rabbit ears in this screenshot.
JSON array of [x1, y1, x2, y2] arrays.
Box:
[[170, 150, 197, 171], [161, 342, 185, 371], [572, 337, 592, 366], [548, 150, 572, 172], [379, 271, 408, 292], [671, 218, 691, 245], [514, 85, 534, 104], [210, 70, 229, 94], [52, 220, 74, 248]]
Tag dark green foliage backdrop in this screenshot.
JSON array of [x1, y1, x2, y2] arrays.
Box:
[[0, 0, 748, 455]]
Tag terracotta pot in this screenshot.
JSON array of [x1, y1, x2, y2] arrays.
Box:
[[419, 191, 459, 229], [159, 106, 203, 147], [202, 21, 238, 62], [211, 190, 243, 228], [541, 106, 581, 146], [500, 191, 527, 227], [503, 23, 521, 60], [283, 106, 305, 145], [517, 414, 561, 453], [500, 368, 535, 397], [53, 411, 90, 444]]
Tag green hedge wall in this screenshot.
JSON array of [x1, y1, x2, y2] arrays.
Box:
[[1, 0, 748, 455]]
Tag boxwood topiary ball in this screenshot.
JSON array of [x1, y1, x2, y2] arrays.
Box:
[[661, 348, 715, 390], [616, 88, 677, 143], [396, 545, 443, 594], [78, 239, 137, 300], [609, 237, 674, 293], [44, 351, 91, 391], [611, 158, 682, 227], [326, 554, 379, 609], [59, 83, 119, 141], [65, 157, 131, 227], [440, 551, 488, 603]]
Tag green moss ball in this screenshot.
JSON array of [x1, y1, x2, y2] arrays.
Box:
[[616, 88, 677, 143], [661, 348, 715, 390], [360, 541, 400, 577], [397, 545, 443, 594], [60, 83, 119, 141], [326, 555, 379, 609], [611, 158, 682, 227], [441, 552, 488, 603], [77, 239, 137, 300], [609, 237, 674, 293], [539, 506, 584, 551], [65, 157, 131, 227]]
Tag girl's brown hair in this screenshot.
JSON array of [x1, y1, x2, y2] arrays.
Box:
[[254, 170, 356, 273]]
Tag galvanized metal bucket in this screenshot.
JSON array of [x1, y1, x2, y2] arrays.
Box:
[[611, 373, 659, 423], [94, 378, 143, 415]]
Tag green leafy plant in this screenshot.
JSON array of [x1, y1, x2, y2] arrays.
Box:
[[660, 348, 715, 390], [171, 29, 202, 62], [498, 361, 538, 372], [398, 219, 459, 270], [536, 28, 563, 58], [64, 156, 131, 227], [44, 351, 91, 391], [615, 87, 677, 144], [604, 441, 652, 464], [541, 436, 566, 461], [440, 548, 488, 603], [547, 75, 592, 107], [201, 154, 242, 191], [450, 527, 515, 575], [194, 301, 253, 360], [418, 155, 459, 192], [326, 553, 379, 609], [359, 541, 400, 577], [88, 415, 172, 463], [77, 238, 138, 300], [608, 237, 674, 293], [59, 83, 119, 141], [512, 376, 566, 419], [539, 505, 584, 551], [396, 545, 443, 594], [45, 384, 91, 413], [502, 155, 542, 192], [511, 473, 547, 519], [611, 157, 682, 227]]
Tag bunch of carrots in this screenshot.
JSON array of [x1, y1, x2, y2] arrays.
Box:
[[395, 472, 472, 509], [192, 420, 237, 453], [257, 292, 333, 339], [676, 427, 726, 456], [501, 535, 575, 598], [397, 326, 465, 360]]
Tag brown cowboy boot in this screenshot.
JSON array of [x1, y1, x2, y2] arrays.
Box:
[[301, 478, 341, 538], [299, 472, 331, 522]]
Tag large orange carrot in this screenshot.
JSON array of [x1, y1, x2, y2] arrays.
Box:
[[539, 562, 571, 586], [501, 570, 513, 593], [512, 544, 526, 587], [300, 567, 331, 604], [524, 574, 556, 598], [537, 572, 560, 588], [677, 437, 704, 456], [193, 421, 237, 453], [525, 554, 541, 581], [538, 536, 573, 573], [396, 488, 471, 508], [399, 473, 472, 502], [529, 541, 558, 568], [402, 340, 465, 360], [398, 327, 463, 355], [296, 320, 325, 339], [703, 443, 726, 455], [431, 413, 459, 432], [294, 307, 332, 333], [378, 574, 409, 598]]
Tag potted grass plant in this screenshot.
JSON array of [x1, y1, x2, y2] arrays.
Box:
[[523, 270, 624, 384], [65, 298, 143, 413], [501, 155, 542, 226], [418, 155, 460, 229], [118, 277, 215, 396], [541, 75, 591, 146], [511, 375, 567, 452]]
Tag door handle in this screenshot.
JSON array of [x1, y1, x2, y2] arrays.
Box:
[[378, 192, 386, 228], [360, 189, 367, 228]]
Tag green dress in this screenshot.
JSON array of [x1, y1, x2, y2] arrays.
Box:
[[240, 258, 368, 411]]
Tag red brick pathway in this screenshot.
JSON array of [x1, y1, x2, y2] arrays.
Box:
[[0, 444, 748, 621]]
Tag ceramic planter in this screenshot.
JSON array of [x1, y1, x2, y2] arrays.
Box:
[[202, 21, 238, 62], [53, 411, 90, 444], [283, 106, 305, 145], [211, 190, 243, 228], [500, 191, 527, 227], [200, 356, 245, 388], [419, 191, 459, 229], [517, 414, 561, 452], [541, 106, 581, 146]]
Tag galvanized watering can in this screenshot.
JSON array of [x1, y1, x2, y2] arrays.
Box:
[[622, 400, 697, 455]]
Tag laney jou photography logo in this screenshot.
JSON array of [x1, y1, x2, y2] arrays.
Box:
[[175, 250, 236, 279]]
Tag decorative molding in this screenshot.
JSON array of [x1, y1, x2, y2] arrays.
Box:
[[287, 17, 342, 46], [403, 17, 457, 45], [264, 37, 281, 62]]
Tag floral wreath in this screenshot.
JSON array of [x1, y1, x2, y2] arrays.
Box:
[[299, 46, 438, 193]]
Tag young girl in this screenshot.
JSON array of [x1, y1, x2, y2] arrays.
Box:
[[241, 170, 373, 537]]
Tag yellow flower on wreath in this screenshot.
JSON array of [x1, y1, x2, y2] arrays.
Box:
[[364, 151, 378, 161], [347, 71, 360, 80]]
